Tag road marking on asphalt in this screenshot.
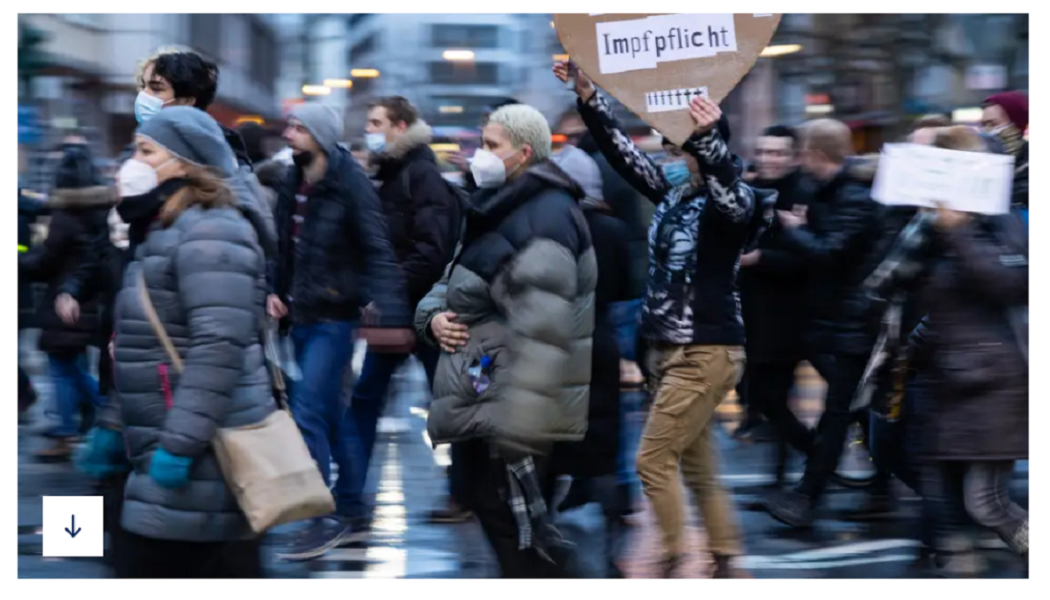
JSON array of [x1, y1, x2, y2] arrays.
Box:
[[738, 539, 921, 570]]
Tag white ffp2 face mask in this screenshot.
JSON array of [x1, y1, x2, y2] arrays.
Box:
[[117, 159, 159, 197], [117, 157, 176, 198], [470, 149, 520, 189]]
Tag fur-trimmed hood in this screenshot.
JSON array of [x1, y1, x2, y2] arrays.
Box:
[[377, 120, 434, 162], [47, 186, 117, 210]]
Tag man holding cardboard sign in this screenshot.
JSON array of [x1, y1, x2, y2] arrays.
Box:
[[555, 60, 754, 579]]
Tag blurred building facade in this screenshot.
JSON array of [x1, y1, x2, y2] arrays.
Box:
[[340, 14, 574, 135], [18, 13, 281, 164], [725, 13, 1029, 157]]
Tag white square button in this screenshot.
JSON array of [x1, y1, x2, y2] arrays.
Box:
[[42, 496, 104, 557]]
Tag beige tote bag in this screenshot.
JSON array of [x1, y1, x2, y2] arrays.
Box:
[[138, 271, 334, 532]]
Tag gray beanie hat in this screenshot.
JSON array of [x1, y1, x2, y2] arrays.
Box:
[[136, 106, 237, 177], [552, 145, 603, 202], [289, 103, 344, 155]]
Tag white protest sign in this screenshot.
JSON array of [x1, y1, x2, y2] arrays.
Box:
[[872, 143, 1015, 215], [595, 14, 738, 74]]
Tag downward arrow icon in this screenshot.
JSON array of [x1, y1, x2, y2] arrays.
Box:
[[64, 515, 81, 538]]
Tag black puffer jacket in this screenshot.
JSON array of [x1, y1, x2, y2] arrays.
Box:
[[740, 169, 813, 363], [553, 201, 630, 477], [274, 146, 408, 327], [920, 212, 1028, 461], [371, 121, 460, 309], [19, 186, 115, 354], [780, 159, 885, 356], [415, 160, 597, 457]]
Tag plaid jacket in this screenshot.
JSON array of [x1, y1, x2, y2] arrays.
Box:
[[854, 212, 937, 415], [501, 452, 571, 563]]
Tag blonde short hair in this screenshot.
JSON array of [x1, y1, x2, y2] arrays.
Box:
[[487, 104, 553, 163], [801, 118, 854, 163]]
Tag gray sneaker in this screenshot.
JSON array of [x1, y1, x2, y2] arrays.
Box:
[[276, 517, 368, 562]]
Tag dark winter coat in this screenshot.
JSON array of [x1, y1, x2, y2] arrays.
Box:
[[112, 185, 274, 542], [552, 201, 631, 477], [739, 169, 813, 364], [19, 186, 115, 354], [18, 189, 49, 320], [273, 146, 409, 327], [919, 212, 1028, 461], [415, 160, 597, 457], [578, 131, 650, 299], [780, 159, 885, 356], [371, 121, 460, 310]]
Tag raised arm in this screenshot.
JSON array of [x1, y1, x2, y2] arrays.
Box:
[[682, 124, 752, 225], [577, 91, 671, 204]]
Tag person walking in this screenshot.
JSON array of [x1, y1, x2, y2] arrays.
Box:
[[270, 103, 412, 560], [555, 61, 754, 578], [548, 145, 633, 577], [19, 142, 114, 460], [341, 97, 461, 523], [415, 103, 595, 577], [103, 107, 274, 577]]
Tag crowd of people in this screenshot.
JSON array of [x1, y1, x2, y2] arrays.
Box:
[[16, 47, 1028, 579]]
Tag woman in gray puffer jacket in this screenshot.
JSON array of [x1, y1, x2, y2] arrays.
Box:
[[104, 107, 273, 577]]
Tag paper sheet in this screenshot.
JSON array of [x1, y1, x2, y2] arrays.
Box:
[[645, 86, 709, 113], [872, 143, 1015, 214], [595, 14, 738, 74]]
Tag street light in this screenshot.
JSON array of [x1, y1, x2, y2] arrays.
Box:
[[302, 85, 332, 96], [761, 44, 803, 58], [442, 50, 475, 62], [439, 106, 464, 114], [324, 79, 353, 89], [350, 69, 380, 78]]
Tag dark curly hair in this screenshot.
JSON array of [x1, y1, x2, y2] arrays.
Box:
[[145, 51, 219, 111]]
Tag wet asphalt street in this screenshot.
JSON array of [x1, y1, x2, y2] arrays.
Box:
[[18, 348, 1027, 579]]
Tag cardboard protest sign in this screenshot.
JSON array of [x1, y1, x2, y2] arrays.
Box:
[[872, 143, 1015, 215], [553, 14, 781, 145]]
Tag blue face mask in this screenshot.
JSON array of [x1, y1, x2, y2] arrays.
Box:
[[134, 91, 166, 124], [661, 160, 692, 188], [365, 132, 387, 154]]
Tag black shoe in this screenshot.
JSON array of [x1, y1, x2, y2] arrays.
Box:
[[276, 517, 367, 561], [658, 554, 684, 578], [841, 493, 897, 521], [426, 498, 474, 524], [711, 554, 736, 578], [557, 480, 592, 513], [763, 489, 816, 529], [617, 482, 637, 518], [732, 416, 763, 442]]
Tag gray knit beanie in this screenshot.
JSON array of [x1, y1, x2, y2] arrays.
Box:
[[552, 145, 603, 202], [289, 103, 344, 155], [136, 106, 237, 177]]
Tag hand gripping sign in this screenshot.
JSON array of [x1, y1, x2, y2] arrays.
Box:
[[554, 14, 781, 145]]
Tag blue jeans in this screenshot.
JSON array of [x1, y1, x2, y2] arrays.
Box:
[[617, 388, 646, 490], [610, 299, 642, 363], [290, 321, 358, 517], [342, 346, 438, 517], [48, 353, 102, 438]]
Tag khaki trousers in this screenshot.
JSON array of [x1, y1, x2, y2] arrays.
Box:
[[637, 344, 746, 558]]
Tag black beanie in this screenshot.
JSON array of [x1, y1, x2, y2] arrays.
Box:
[[53, 144, 99, 190]]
